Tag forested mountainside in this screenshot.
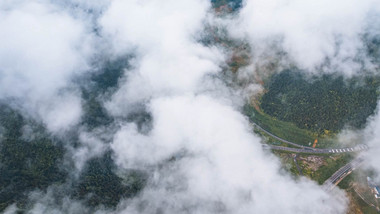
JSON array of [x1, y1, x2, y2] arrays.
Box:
[[260, 71, 380, 133]]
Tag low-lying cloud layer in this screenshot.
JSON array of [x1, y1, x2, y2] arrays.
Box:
[[363, 101, 380, 182], [112, 95, 347, 213], [234, 0, 380, 75], [1, 0, 379, 213], [0, 0, 93, 132]]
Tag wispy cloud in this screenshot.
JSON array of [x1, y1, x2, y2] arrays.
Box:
[[1, 0, 379, 213]]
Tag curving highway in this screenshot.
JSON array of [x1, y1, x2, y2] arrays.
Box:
[[252, 122, 368, 191], [252, 122, 306, 148], [253, 122, 369, 154], [266, 144, 369, 154]]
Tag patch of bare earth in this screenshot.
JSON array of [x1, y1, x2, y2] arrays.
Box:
[[298, 155, 325, 171]]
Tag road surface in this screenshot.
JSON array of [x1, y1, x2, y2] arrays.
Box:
[[253, 122, 369, 154], [252, 122, 368, 191], [265, 144, 369, 154], [293, 154, 303, 176], [252, 122, 306, 148], [323, 156, 365, 191]]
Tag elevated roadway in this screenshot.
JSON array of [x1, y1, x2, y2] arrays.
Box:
[[252, 122, 368, 191], [323, 156, 365, 191]]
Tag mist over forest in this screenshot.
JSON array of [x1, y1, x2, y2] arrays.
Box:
[[0, 0, 379, 213]]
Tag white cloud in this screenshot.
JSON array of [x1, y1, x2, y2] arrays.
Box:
[[100, 0, 223, 116], [363, 102, 380, 182], [37, 93, 83, 133], [0, 1, 93, 132], [112, 95, 347, 214], [99, 1, 348, 212], [2, 0, 372, 212], [234, 0, 380, 74], [72, 130, 107, 171], [26, 189, 91, 214]]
